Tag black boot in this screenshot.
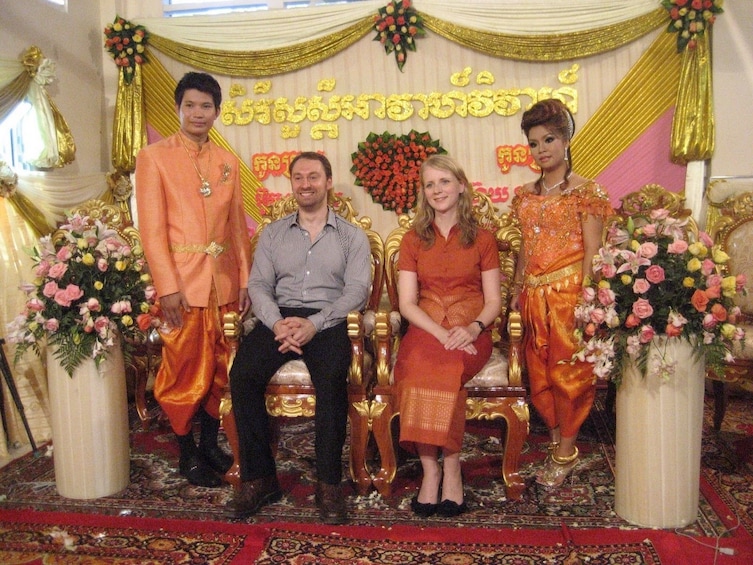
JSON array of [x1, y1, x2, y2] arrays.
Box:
[[177, 432, 221, 487], [198, 409, 233, 474]]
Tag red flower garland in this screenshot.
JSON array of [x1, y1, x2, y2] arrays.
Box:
[[351, 130, 446, 214], [373, 0, 426, 71]]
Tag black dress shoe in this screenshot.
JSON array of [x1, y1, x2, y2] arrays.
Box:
[[228, 476, 282, 519], [315, 482, 348, 525], [410, 496, 438, 518], [437, 499, 467, 517], [179, 453, 222, 487], [199, 444, 234, 474]]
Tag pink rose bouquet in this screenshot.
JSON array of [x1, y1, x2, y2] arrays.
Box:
[[572, 208, 746, 385], [6, 211, 158, 376]]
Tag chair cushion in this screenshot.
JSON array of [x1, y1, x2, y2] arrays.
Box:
[[464, 349, 510, 388], [388, 348, 510, 388], [268, 352, 373, 386]]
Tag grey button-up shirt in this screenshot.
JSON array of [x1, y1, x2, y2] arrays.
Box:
[[248, 209, 371, 332]]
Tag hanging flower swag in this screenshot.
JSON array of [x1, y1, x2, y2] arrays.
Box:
[[373, 0, 426, 71], [104, 16, 148, 84], [662, 0, 723, 52], [351, 130, 446, 214]]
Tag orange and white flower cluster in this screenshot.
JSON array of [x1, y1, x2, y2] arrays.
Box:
[[104, 16, 148, 84], [7, 212, 158, 376], [573, 208, 746, 384]]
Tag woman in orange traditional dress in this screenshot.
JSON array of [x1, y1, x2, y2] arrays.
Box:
[[394, 154, 501, 517], [511, 99, 613, 488]]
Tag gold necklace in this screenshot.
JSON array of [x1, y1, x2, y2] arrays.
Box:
[[179, 134, 212, 197]]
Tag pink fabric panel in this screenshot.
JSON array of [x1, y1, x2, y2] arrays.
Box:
[[594, 107, 687, 209]]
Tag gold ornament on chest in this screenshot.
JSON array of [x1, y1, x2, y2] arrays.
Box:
[[179, 134, 213, 198]]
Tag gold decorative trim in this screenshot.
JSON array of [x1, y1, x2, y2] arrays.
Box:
[[265, 395, 316, 418]]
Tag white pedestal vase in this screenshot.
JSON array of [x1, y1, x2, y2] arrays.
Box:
[[614, 335, 705, 528], [47, 342, 130, 499]]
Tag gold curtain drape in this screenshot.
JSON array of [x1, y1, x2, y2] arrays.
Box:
[[421, 8, 667, 62], [671, 32, 714, 163], [148, 17, 374, 77], [111, 65, 147, 173]]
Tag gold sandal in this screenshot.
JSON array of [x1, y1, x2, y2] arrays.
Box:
[[535, 441, 560, 481], [536, 446, 579, 488]]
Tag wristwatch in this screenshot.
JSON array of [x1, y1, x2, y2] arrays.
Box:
[[474, 320, 486, 331]]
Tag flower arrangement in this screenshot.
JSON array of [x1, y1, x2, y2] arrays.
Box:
[[6, 211, 158, 376], [373, 0, 426, 71], [103, 16, 148, 85], [662, 0, 723, 52], [573, 208, 746, 386], [351, 130, 446, 214], [0, 160, 17, 198]]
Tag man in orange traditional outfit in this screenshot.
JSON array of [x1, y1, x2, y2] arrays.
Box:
[[135, 72, 251, 487]]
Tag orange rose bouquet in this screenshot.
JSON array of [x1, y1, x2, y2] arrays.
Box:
[[573, 209, 746, 385]]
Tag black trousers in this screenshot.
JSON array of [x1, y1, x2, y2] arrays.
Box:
[[229, 307, 351, 484]]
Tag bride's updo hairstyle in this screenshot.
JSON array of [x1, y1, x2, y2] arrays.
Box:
[[521, 99, 575, 190]]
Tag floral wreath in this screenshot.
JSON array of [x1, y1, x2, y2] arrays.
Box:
[[351, 130, 445, 215], [104, 16, 148, 85], [373, 0, 426, 71], [662, 0, 723, 52]]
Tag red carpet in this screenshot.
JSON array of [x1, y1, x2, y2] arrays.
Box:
[[0, 508, 750, 564], [0, 393, 752, 563]]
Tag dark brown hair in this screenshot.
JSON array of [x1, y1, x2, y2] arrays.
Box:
[[521, 98, 575, 191]]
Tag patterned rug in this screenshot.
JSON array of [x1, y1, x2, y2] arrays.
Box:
[[255, 527, 663, 564], [0, 392, 750, 538], [0, 391, 752, 563], [0, 510, 250, 564]]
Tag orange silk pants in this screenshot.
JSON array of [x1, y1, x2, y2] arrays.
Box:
[[154, 291, 236, 436], [520, 272, 595, 438]]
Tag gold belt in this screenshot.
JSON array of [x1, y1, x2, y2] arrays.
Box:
[[525, 263, 580, 287], [169, 241, 228, 258]]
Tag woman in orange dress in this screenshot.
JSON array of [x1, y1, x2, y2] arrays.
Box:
[[511, 99, 613, 488], [394, 154, 501, 517]]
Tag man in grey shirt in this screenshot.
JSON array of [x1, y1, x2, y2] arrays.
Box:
[[227, 152, 371, 524]]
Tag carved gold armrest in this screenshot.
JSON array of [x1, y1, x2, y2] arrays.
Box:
[[374, 310, 394, 387], [347, 310, 365, 387], [506, 310, 523, 387]]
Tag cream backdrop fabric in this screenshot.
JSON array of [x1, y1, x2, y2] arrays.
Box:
[[136, 0, 659, 49]]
